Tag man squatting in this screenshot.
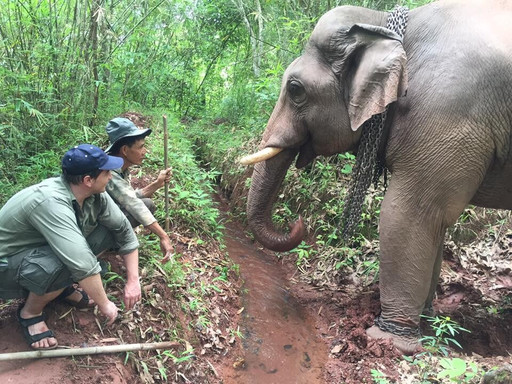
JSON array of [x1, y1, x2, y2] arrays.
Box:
[[0, 144, 141, 349], [104, 117, 173, 262]]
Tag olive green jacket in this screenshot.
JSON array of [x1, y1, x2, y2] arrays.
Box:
[[0, 176, 138, 281]]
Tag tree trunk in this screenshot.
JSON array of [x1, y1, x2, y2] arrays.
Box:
[[88, 0, 102, 127], [231, 0, 264, 77], [254, 0, 263, 77]]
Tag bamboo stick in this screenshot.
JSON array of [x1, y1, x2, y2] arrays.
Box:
[[163, 115, 170, 232], [0, 341, 179, 361]]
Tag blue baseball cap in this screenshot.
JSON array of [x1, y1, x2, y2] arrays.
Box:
[[62, 144, 124, 175], [105, 117, 151, 153]]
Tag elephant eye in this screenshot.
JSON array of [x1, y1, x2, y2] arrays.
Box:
[[287, 80, 306, 104]]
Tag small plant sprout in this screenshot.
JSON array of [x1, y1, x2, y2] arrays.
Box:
[[371, 369, 391, 384], [289, 241, 315, 269], [420, 315, 470, 356]]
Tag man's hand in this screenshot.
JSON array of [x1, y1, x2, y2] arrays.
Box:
[[160, 236, 174, 263], [121, 249, 140, 310], [98, 300, 119, 325], [124, 279, 141, 310], [155, 167, 172, 189], [141, 167, 172, 197]]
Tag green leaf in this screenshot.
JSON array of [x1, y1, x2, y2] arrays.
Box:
[[437, 358, 467, 380], [341, 164, 352, 174]]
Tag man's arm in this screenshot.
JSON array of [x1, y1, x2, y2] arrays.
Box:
[[139, 168, 172, 198], [78, 274, 118, 325], [97, 195, 141, 307], [107, 170, 157, 227], [80, 249, 141, 323], [99, 193, 140, 254], [145, 221, 174, 263], [121, 248, 141, 309]]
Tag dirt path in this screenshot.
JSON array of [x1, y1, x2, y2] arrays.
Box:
[[217, 210, 328, 384]]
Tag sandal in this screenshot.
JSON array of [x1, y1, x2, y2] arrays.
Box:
[[56, 284, 94, 309], [17, 307, 58, 350]]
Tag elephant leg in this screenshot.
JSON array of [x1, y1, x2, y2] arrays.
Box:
[[364, 127, 492, 354], [423, 241, 444, 317], [366, 180, 450, 354]]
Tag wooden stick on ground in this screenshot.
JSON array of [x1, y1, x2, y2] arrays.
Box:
[[163, 115, 170, 232], [0, 341, 179, 362]]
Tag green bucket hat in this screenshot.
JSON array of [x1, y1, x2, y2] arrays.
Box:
[[105, 117, 152, 153]]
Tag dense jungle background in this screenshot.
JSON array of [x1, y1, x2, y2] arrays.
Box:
[[0, 0, 511, 383]]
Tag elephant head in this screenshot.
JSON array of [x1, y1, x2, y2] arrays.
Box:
[[242, 8, 407, 252]]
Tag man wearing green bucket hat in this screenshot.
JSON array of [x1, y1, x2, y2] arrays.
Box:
[[105, 117, 173, 263]]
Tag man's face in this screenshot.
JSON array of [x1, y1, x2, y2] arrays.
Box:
[[91, 170, 112, 193], [123, 138, 147, 166]]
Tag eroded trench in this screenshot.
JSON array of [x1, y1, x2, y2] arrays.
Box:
[[216, 196, 328, 384]]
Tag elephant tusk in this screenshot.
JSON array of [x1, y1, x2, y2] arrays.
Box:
[[239, 147, 283, 165]]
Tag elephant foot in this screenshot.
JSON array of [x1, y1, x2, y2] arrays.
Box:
[[366, 320, 422, 355]]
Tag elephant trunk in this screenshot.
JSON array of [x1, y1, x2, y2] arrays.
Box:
[[247, 148, 305, 252]]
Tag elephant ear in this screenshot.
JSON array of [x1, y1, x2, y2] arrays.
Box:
[[344, 24, 408, 132]]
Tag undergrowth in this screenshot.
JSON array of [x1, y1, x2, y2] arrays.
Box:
[[141, 114, 225, 241], [120, 112, 241, 382], [0, 111, 241, 382]]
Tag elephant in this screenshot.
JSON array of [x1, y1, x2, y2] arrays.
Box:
[[240, 0, 512, 355]]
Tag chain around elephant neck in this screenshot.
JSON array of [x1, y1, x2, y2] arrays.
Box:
[[341, 6, 408, 242], [387, 5, 408, 39]]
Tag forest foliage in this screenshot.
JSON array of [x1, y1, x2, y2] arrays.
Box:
[[0, 0, 432, 237], [2, 3, 509, 383]]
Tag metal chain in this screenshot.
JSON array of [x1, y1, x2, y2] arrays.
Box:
[[375, 316, 421, 338], [387, 5, 409, 39], [341, 6, 408, 242]]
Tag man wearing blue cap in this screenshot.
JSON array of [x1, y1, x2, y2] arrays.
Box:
[[105, 117, 173, 263], [0, 144, 141, 350]]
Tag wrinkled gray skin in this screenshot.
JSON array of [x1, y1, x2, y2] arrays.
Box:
[[247, 0, 512, 354]]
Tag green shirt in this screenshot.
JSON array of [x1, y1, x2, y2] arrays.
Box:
[[106, 168, 156, 227], [0, 176, 138, 281]]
